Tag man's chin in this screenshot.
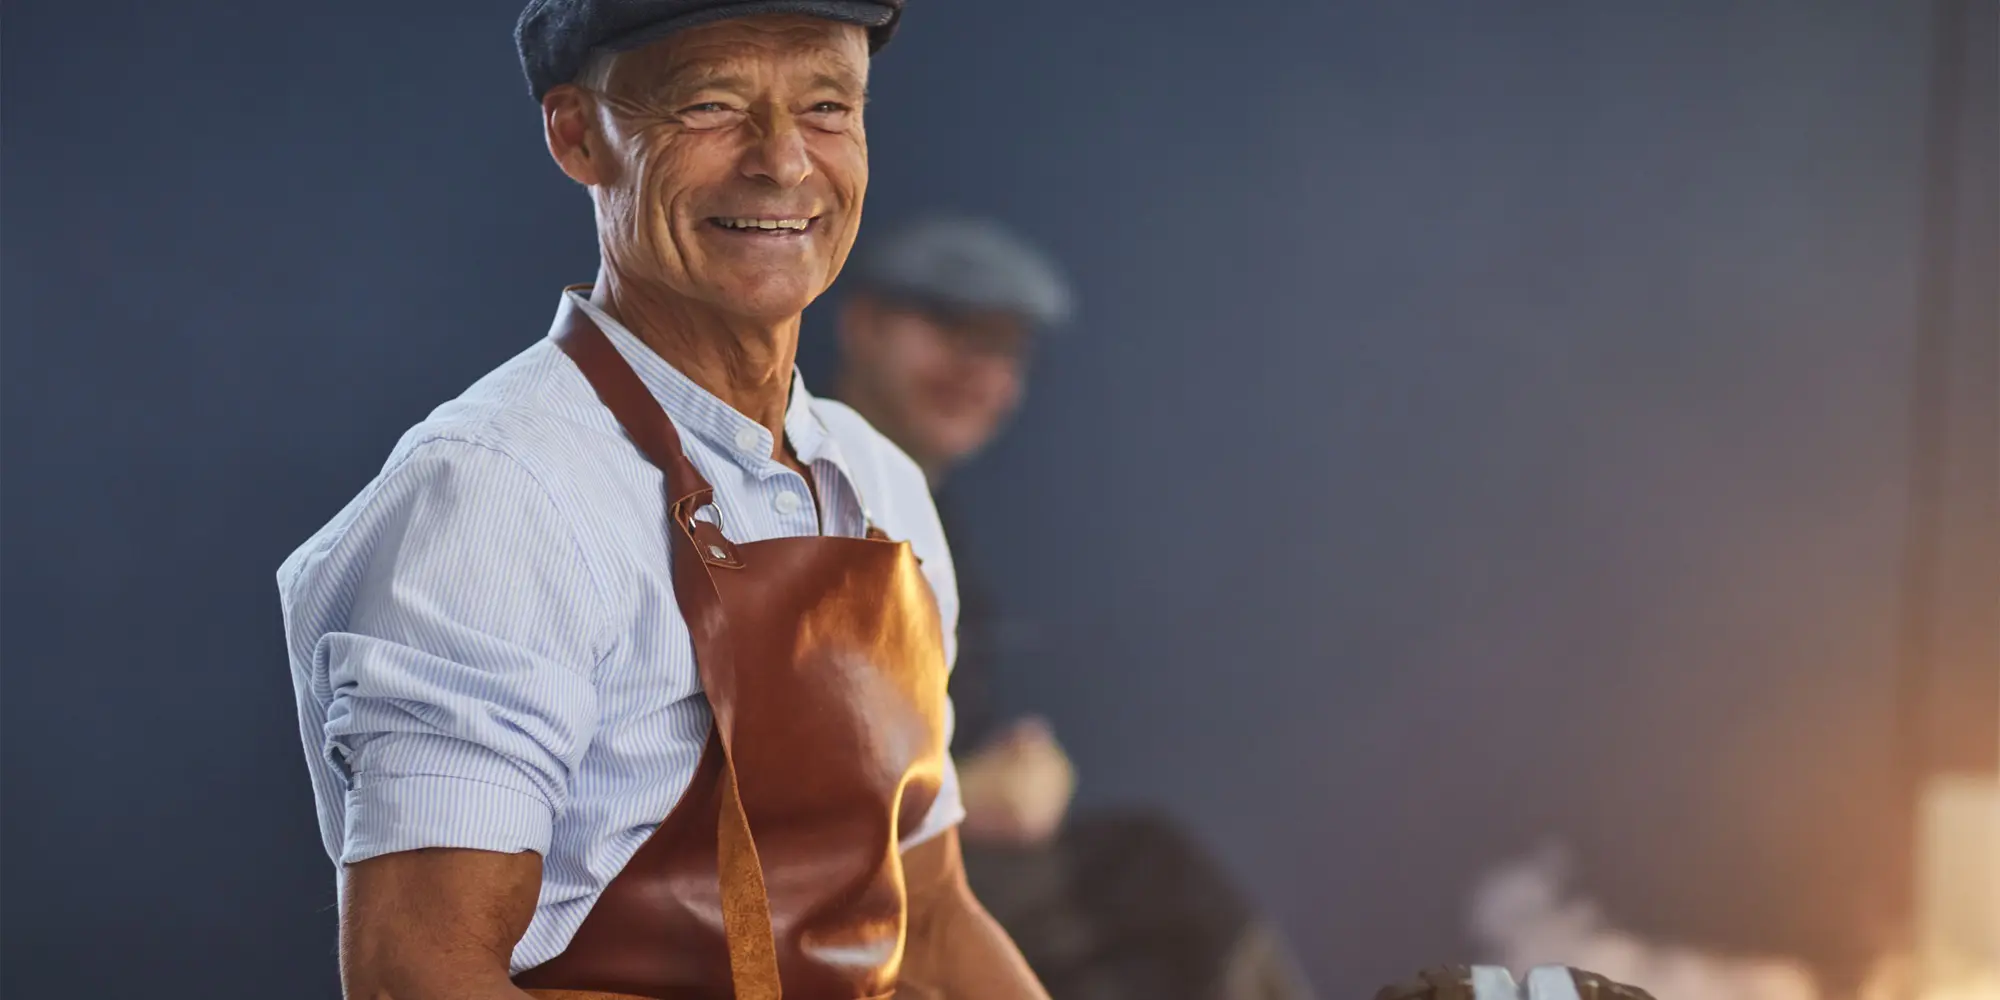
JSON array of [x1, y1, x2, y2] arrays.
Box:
[[690, 280, 822, 324]]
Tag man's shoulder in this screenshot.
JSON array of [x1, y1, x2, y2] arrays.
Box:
[[811, 399, 939, 526], [809, 397, 926, 493], [277, 341, 617, 588], [806, 395, 877, 447], [407, 339, 613, 468]]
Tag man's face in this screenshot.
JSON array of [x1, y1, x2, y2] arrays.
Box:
[[561, 16, 870, 323], [839, 295, 1032, 473]]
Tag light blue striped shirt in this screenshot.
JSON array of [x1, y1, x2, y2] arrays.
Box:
[[278, 290, 963, 973]]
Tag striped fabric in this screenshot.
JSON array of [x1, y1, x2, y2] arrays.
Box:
[[277, 290, 964, 973]]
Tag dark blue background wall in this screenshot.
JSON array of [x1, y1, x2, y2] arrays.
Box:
[[4, 2, 1994, 997]]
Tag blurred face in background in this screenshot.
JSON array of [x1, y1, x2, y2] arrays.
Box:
[[836, 292, 1033, 478]]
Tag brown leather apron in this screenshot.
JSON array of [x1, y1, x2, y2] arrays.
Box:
[[513, 295, 951, 1000]]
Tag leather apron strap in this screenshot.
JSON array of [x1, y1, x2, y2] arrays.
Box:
[[553, 302, 784, 1000]]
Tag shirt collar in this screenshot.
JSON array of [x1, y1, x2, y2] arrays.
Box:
[[563, 288, 847, 477]]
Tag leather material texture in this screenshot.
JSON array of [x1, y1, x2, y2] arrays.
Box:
[[512, 294, 947, 1000]]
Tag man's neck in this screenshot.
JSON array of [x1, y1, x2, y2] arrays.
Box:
[[592, 269, 800, 441]]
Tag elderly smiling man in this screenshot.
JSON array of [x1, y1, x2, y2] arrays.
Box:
[[277, 2, 1047, 998]]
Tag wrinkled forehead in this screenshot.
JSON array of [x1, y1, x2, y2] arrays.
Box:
[[609, 16, 869, 96]]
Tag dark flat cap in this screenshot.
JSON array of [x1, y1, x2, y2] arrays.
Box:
[[517, 0, 903, 100], [850, 215, 1075, 330]]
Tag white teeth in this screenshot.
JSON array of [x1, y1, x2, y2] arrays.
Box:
[[719, 217, 810, 230]]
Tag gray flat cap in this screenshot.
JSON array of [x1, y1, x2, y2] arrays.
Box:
[[849, 216, 1075, 330], [517, 0, 903, 100]]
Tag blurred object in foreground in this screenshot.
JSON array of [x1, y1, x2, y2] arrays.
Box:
[[1902, 775, 1999, 998], [1468, 842, 1821, 1000], [1467, 840, 2000, 1000], [1373, 963, 1658, 1000], [1858, 953, 2000, 1000]]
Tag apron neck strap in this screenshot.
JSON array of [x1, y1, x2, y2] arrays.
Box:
[[549, 293, 715, 509]]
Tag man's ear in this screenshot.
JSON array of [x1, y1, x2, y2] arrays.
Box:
[[543, 85, 608, 187]]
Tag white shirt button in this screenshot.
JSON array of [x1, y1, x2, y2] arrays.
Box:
[[733, 426, 760, 454], [774, 491, 803, 515]]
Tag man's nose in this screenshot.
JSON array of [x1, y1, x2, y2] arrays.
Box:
[[740, 109, 812, 189]]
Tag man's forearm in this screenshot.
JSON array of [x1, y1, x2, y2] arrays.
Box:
[[342, 939, 534, 1000], [897, 827, 1050, 1000], [342, 847, 544, 1000]]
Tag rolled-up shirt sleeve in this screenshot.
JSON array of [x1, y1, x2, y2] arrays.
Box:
[[300, 436, 609, 864]]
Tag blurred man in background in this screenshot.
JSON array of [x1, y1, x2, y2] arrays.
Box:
[[834, 215, 1318, 1000]]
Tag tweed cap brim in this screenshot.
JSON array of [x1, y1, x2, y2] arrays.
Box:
[[849, 215, 1075, 331], [518, 0, 900, 100]]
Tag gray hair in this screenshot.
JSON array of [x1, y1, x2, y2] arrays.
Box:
[[573, 49, 619, 91]]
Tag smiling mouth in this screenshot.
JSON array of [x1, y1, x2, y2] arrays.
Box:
[[708, 216, 818, 236]]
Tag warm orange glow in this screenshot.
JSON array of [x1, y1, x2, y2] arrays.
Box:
[[1464, 771, 1998, 1000], [1856, 953, 2000, 1000], [1858, 776, 2000, 1000]]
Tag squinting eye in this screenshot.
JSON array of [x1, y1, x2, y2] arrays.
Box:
[[674, 103, 742, 129], [806, 102, 854, 128]]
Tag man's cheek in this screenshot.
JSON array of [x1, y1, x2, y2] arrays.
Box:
[[638, 189, 682, 270]]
